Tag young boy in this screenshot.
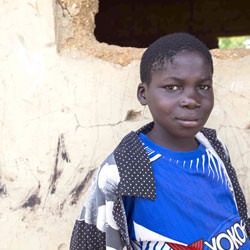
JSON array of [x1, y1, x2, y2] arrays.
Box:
[[70, 33, 250, 250]]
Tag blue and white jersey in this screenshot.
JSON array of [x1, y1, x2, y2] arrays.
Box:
[[123, 133, 250, 250]]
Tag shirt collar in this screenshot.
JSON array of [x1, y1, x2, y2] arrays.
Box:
[[114, 122, 156, 200], [113, 122, 219, 201]]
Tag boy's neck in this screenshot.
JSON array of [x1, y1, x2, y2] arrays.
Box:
[[146, 129, 199, 152]]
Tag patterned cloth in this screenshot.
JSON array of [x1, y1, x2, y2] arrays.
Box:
[[70, 122, 250, 250]]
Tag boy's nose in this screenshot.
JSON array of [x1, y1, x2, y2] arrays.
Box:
[[180, 89, 201, 109]]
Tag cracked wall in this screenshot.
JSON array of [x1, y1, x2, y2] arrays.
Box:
[[0, 1, 250, 249]]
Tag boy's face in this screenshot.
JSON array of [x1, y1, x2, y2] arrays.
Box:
[[137, 50, 214, 150]]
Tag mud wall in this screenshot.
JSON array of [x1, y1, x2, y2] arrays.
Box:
[[0, 1, 250, 249]]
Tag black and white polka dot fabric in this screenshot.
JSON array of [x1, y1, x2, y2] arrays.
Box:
[[69, 122, 250, 249], [114, 130, 156, 200], [70, 221, 105, 250]]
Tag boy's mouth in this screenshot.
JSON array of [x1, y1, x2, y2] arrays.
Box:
[[176, 117, 200, 127]]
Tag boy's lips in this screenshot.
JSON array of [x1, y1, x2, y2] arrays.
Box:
[[176, 117, 200, 127]]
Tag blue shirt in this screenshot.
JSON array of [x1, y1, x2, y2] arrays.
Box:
[[123, 133, 250, 249]]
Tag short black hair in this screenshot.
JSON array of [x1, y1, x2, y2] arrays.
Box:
[[140, 32, 213, 84]]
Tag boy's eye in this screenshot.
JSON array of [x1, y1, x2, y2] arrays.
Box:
[[165, 85, 179, 91], [198, 85, 211, 90]]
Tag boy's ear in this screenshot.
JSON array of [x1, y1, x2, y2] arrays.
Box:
[[137, 83, 147, 106]]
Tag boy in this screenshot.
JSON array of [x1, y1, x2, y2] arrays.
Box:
[[70, 33, 250, 249]]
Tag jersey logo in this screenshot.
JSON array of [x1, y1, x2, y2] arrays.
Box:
[[168, 220, 248, 250]]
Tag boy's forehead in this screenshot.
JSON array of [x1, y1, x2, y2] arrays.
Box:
[[152, 50, 210, 69], [150, 51, 213, 81]]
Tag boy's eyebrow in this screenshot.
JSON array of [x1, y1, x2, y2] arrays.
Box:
[[161, 76, 183, 82], [199, 77, 213, 83], [162, 76, 213, 82]]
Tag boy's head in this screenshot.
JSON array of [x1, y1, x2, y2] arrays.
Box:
[[137, 32, 214, 151], [140, 32, 213, 84]]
